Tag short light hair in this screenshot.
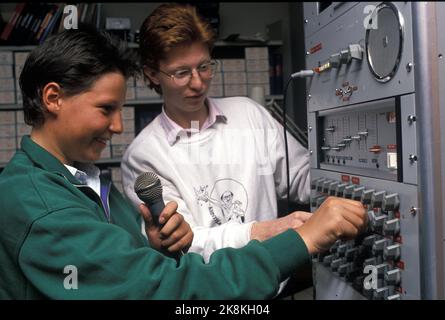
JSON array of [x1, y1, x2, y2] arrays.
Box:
[[139, 3, 216, 94]]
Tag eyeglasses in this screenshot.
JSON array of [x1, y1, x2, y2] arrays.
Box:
[[158, 60, 218, 86]]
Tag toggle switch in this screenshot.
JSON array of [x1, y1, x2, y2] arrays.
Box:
[[385, 268, 401, 286], [383, 243, 401, 261], [361, 189, 375, 205], [382, 193, 400, 211], [383, 218, 400, 236], [370, 190, 386, 208]]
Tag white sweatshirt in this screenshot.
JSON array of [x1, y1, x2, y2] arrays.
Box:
[[121, 96, 310, 262]]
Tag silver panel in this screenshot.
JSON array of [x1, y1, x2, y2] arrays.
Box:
[[311, 169, 421, 299], [305, 2, 414, 111], [400, 94, 417, 185]]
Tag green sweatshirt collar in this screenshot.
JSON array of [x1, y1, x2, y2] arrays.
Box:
[[20, 135, 80, 185]]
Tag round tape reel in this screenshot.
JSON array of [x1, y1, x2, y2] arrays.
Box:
[[365, 2, 404, 83]]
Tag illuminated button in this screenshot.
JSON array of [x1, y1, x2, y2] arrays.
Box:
[[382, 193, 400, 211], [326, 126, 336, 132], [387, 152, 398, 170], [385, 268, 401, 286], [343, 137, 352, 143], [369, 145, 382, 153], [321, 146, 331, 151]]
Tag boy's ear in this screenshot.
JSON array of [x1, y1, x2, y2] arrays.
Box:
[[42, 82, 62, 114], [143, 66, 160, 85]]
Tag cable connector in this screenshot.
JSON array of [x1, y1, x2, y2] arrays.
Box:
[[291, 69, 315, 79]]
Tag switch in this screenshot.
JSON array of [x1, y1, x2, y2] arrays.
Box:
[[352, 186, 365, 201], [387, 152, 398, 170], [330, 240, 341, 253], [322, 180, 333, 194], [361, 189, 375, 205], [385, 268, 401, 286], [344, 185, 355, 199], [371, 213, 387, 233], [335, 183, 348, 197], [348, 44, 363, 61], [383, 243, 401, 261], [383, 218, 401, 236], [382, 193, 400, 211], [329, 53, 342, 68], [325, 126, 336, 132], [373, 286, 390, 300], [331, 257, 345, 272], [338, 262, 354, 277], [386, 293, 401, 300], [362, 234, 381, 248], [372, 239, 391, 256], [345, 247, 358, 262], [316, 179, 326, 192], [375, 263, 390, 276], [329, 181, 339, 196], [370, 190, 386, 208], [322, 254, 335, 266]]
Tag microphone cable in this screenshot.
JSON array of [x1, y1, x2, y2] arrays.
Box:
[[282, 70, 314, 213]]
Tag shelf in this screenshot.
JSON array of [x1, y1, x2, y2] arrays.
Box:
[[0, 104, 21, 110], [1, 40, 283, 52], [127, 40, 283, 49], [0, 45, 37, 51], [265, 94, 284, 100], [126, 99, 163, 105], [96, 157, 122, 165]]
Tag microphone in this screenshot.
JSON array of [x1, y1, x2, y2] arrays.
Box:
[[134, 171, 164, 226], [134, 171, 185, 260]]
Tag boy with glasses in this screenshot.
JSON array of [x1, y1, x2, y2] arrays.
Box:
[[122, 3, 312, 263], [121, 3, 367, 296]]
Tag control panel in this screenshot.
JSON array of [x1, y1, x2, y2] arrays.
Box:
[[301, 2, 439, 299]]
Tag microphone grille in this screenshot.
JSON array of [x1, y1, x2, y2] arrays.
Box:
[[134, 172, 163, 204]]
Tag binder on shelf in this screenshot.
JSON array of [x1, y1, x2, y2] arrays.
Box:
[[0, 3, 26, 42]]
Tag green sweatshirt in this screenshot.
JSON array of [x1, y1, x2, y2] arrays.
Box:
[[0, 136, 309, 299]]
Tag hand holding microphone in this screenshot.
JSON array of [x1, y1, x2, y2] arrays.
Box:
[[134, 172, 193, 257]]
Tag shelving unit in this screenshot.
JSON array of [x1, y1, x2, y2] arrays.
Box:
[[1, 3, 288, 171]]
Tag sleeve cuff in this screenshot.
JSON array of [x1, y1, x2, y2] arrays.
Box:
[[260, 229, 310, 281]]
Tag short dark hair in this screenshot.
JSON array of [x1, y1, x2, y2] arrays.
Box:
[[20, 26, 139, 127], [139, 3, 216, 94]]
